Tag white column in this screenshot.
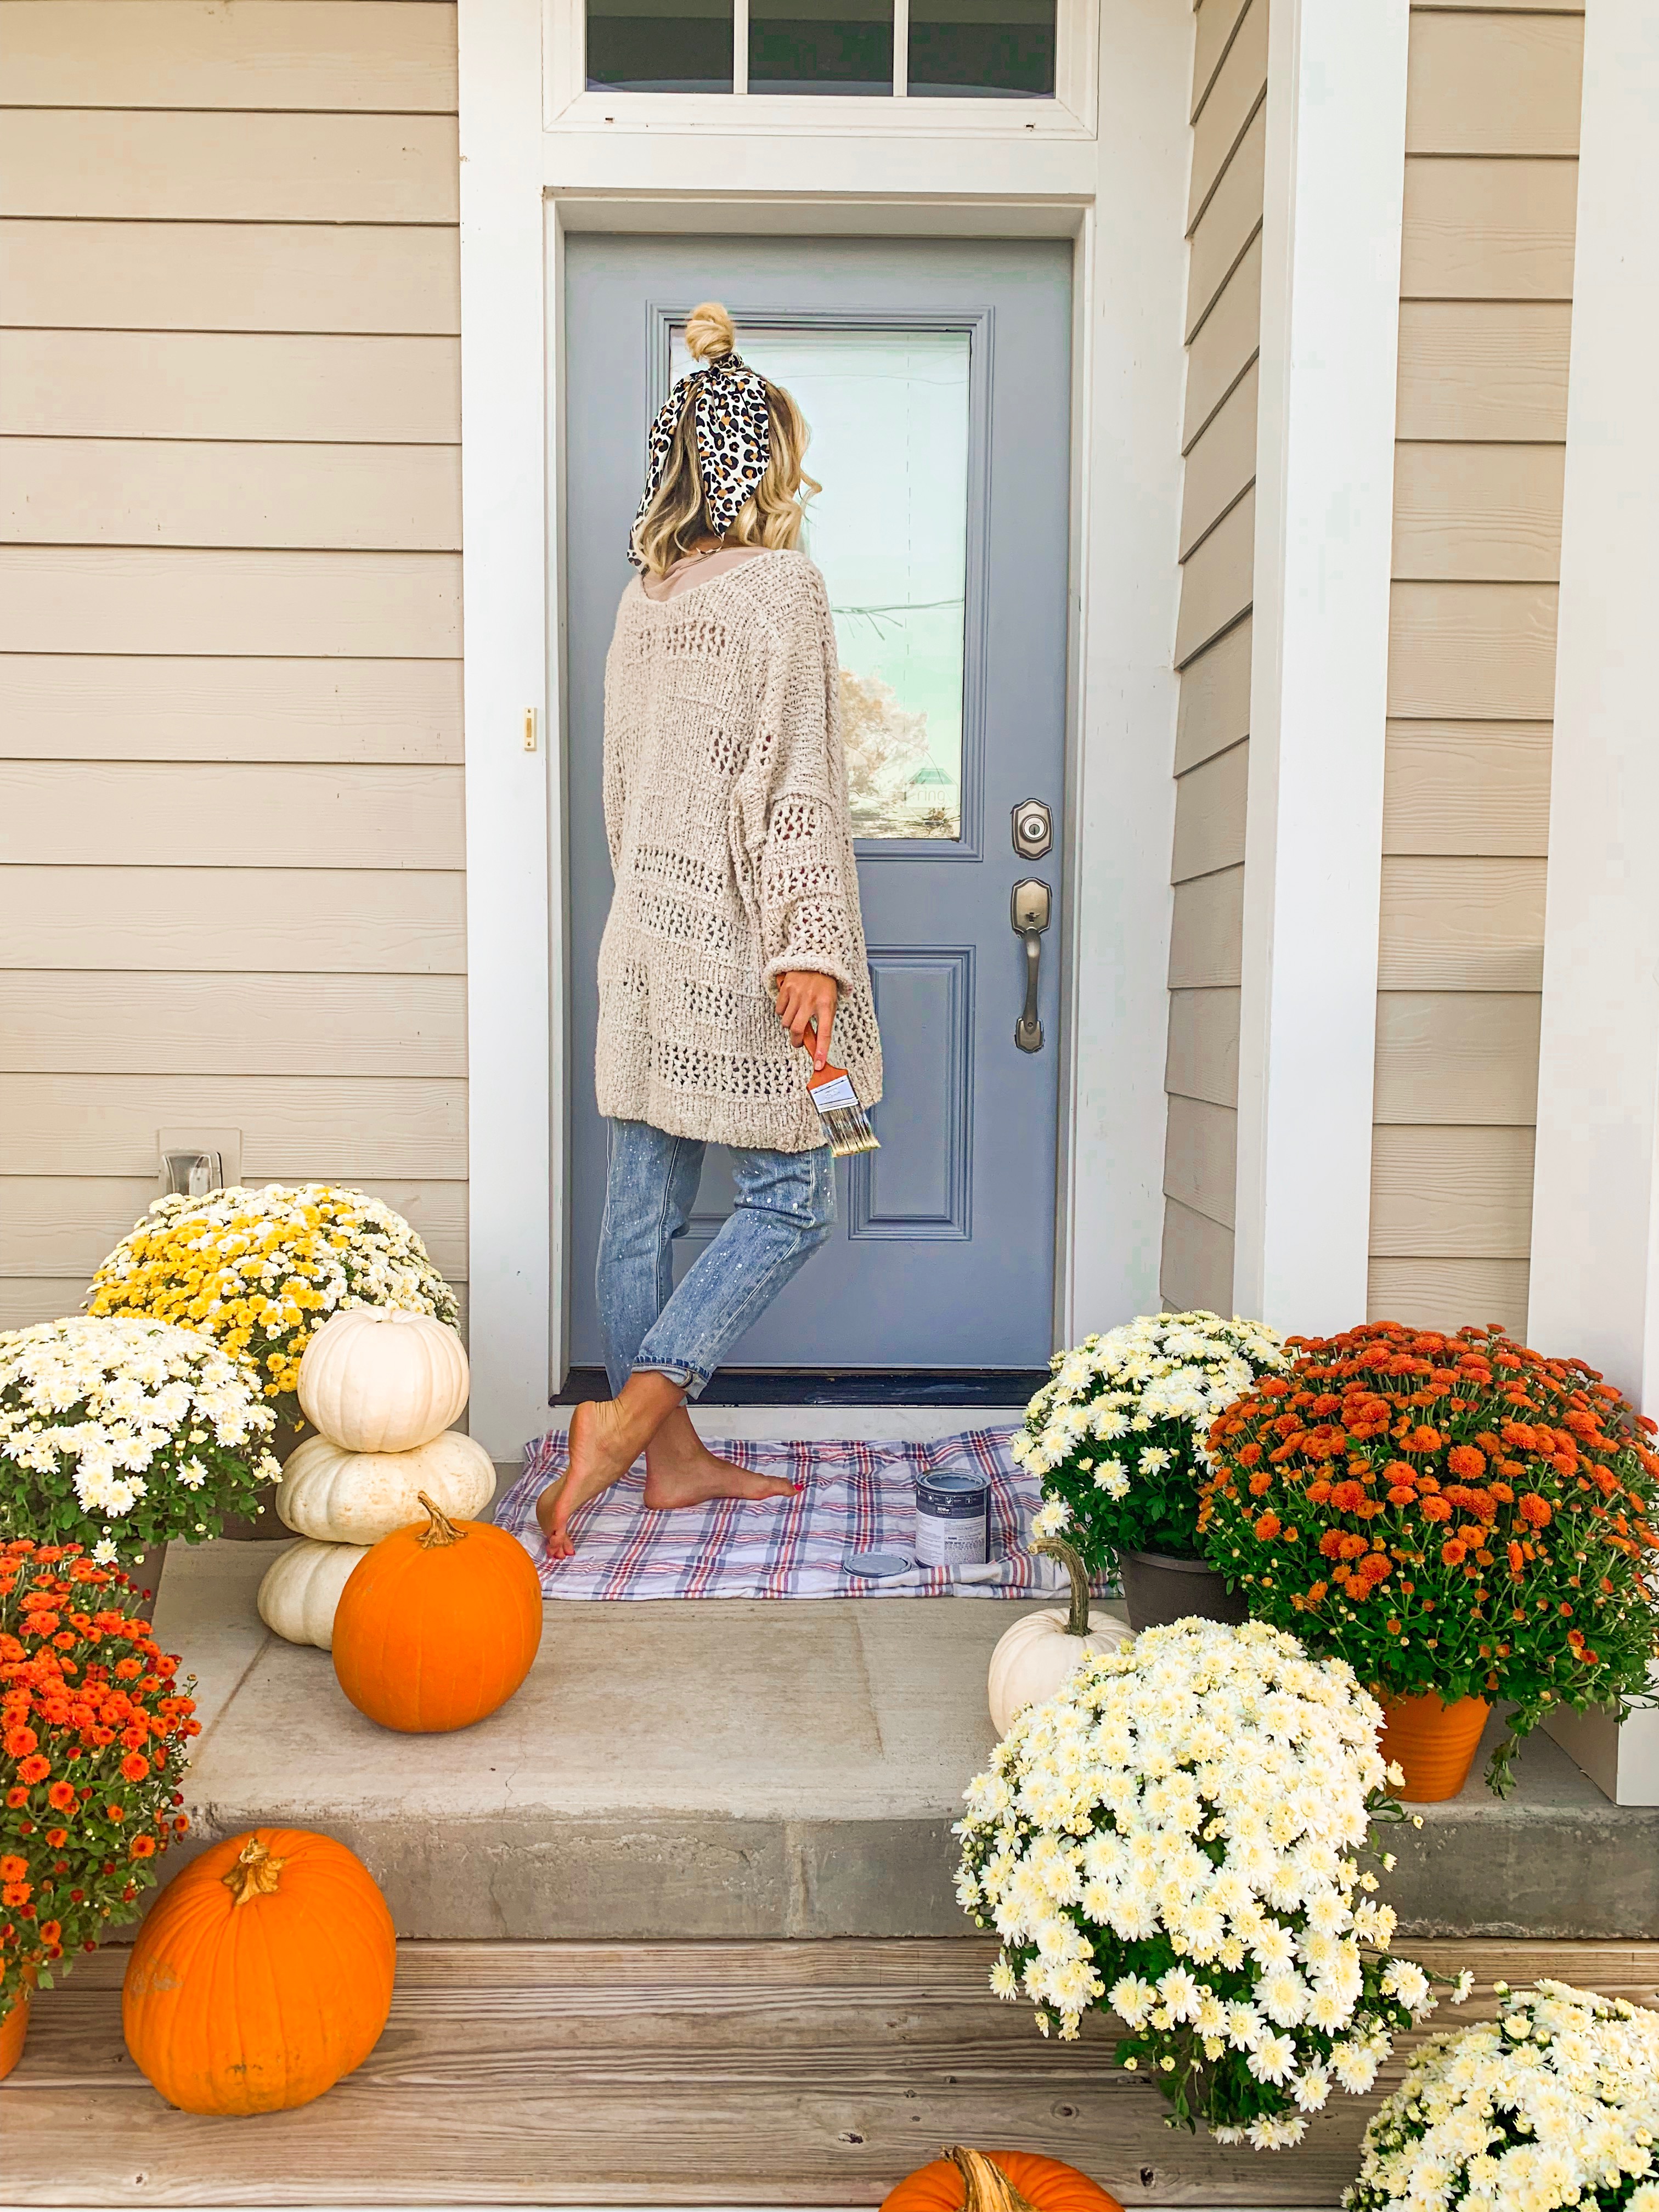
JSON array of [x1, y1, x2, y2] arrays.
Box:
[[458, 0, 556, 1455], [1232, 0, 1408, 1334], [1528, 0, 1659, 1805]]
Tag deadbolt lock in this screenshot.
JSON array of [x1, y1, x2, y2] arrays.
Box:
[[1011, 797, 1053, 860]]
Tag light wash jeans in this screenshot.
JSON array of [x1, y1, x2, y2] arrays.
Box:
[[597, 1118, 836, 1398]]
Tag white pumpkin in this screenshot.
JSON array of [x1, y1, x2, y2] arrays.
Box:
[[256, 1538, 371, 1650], [988, 1538, 1132, 1736], [297, 1306, 467, 1452], [276, 1428, 495, 1546]]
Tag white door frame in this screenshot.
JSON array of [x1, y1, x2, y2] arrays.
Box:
[[458, 0, 1194, 1455]]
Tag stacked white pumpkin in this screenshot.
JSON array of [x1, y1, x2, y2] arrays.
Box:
[[257, 1309, 492, 1650]]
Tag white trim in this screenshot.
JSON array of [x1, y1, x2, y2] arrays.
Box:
[[1232, 0, 1408, 1334], [1058, 0, 1192, 1344], [1530, 0, 1659, 1804], [459, 0, 556, 1456], [459, 0, 1192, 1448]]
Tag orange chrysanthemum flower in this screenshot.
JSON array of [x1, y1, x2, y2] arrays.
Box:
[[2, 1541, 194, 2015], [1195, 1319, 1659, 1793]]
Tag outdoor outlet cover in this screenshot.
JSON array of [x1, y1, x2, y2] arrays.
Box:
[[157, 1127, 242, 1197]]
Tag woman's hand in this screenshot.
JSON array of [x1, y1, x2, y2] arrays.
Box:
[[774, 970, 838, 1070]]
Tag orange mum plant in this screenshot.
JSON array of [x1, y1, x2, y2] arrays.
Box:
[[1, 1539, 200, 2019], [1199, 1322, 1659, 1794]]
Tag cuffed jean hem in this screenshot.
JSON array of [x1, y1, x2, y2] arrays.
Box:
[[632, 1358, 703, 1397]]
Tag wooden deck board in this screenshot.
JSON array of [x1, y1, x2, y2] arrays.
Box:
[[5, 1940, 1655, 2206]]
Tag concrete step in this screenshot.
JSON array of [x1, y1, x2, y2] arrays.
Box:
[[153, 1537, 1659, 1942]]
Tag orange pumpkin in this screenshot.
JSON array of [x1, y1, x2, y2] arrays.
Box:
[[884, 2148, 1124, 2212], [332, 1491, 543, 1733], [122, 1829, 395, 2116]]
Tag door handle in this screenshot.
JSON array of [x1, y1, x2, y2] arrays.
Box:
[[1012, 878, 1052, 1053]]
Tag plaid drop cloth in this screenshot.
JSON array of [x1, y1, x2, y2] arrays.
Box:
[[494, 1427, 1098, 1602]]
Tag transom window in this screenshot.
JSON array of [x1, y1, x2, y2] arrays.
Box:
[[586, 0, 1056, 98]]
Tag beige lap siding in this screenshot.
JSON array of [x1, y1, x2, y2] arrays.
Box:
[[1370, 3, 1582, 1342], [0, 0, 467, 1330], [1160, 0, 1266, 1313]]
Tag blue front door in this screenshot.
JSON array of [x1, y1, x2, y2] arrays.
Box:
[[565, 235, 1071, 1369]]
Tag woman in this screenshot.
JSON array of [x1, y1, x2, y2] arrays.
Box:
[[539, 302, 883, 1559]]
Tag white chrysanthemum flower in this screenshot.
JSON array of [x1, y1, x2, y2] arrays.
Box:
[[956, 1617, 1426, 2152], [1022, 1313, 1288, 1589], [1348, 1980, 1659, 2212], [1248, 2112, 1307, 2149], [1030, 1496, 1071, 1539], [0, 1311, 277, 1555]]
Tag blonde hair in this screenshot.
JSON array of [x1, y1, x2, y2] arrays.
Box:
[[633, 301, 820, 579]]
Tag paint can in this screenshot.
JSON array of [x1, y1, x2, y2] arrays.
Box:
[[913, 1469, 991, 1569]]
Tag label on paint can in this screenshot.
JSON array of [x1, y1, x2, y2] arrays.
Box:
[[913, 1470, 991, 1569]]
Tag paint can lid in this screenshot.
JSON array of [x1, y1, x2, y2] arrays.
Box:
[[843, 1549, 914, 1578], [916, 1471, 990, 1496]]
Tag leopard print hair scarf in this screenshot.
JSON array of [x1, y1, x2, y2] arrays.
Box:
[[629, 350, 772, 568]]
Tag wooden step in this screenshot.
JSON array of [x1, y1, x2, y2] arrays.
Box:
[[5, 1938, 1657, 2205]]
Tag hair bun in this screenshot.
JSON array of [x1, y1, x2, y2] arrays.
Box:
[[684, 300, 738, 363]]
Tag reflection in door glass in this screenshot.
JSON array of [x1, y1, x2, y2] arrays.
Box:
[[672, 326, 970, 840], [586, 0, 735, 91], [907, 0, 1055, 97]]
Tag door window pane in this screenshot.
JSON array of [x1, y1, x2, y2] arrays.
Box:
[[748, 0, 894, 94], [587, 0, 735, 91], [908, 0, 1054, 96], [672, 325, 970, 840]]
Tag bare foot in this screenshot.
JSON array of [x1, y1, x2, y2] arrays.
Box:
[[642, 1407, 800, 1514], [538, 1379, 682, 1559]]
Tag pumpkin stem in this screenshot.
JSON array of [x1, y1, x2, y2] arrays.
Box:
[[1033, 1536, 1093, 1637], [944, 2148, 1041, 2212], [222, 1836, 286, 1908], [415, 1491, 466, 1549]]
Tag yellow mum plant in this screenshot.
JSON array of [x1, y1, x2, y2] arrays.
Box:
[[87, 1186, 459, 1430]]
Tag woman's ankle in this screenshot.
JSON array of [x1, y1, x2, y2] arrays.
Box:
[[613, 1368, 687, 1449]]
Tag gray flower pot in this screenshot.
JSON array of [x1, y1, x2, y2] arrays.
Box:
[[1119, 1548, 1248, 1634], [121, 1542, 170, 1624]]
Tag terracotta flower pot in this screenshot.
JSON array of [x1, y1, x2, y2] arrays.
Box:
[[0, 1969, 35, 2083], [1379, 1690, 1490, 1802], [1118, 1549, 1248, 1634]]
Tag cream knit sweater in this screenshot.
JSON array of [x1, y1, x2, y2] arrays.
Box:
[[596, 548, 884, 1153]]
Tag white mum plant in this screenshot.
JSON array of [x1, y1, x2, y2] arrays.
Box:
[[1346, 1978, 1659, 2212], [0, 1315, 279, 1561], [956, 1617, 1467, 2149], [1012, 1312, 1289, 1574]]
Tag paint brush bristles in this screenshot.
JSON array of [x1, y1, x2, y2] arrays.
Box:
[[806, 1065, 880, 1158]]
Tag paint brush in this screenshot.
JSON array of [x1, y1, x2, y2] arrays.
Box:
[[806, 1062, 879, 1157]]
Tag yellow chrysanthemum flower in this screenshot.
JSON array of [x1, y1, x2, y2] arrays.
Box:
[[87, 1182, 458, 1429]]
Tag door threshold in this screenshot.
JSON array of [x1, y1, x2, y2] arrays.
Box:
[[553, 1367, 1049, 1407]]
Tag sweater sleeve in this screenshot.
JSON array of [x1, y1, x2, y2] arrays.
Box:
[[740, 565, 864, 996]]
